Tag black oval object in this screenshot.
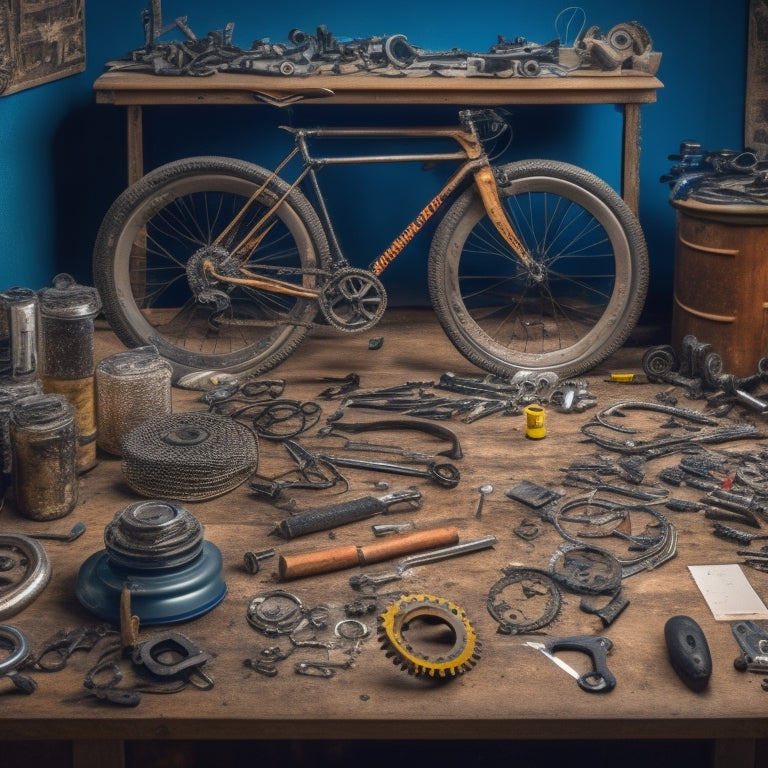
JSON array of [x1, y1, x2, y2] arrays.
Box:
[[664, 615, 712, 692]]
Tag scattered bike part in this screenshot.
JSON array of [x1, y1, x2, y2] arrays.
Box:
[[732, 620, 768, 675], [371, 522, 416, 537], [246, 590, 306, 636], [272, 489, 422, 539], [243, 548, 276, 575], [315, 453, 460, 488], [664, 615, 712, 692], [0, 624, 36, 694], [318, 418, 463, 460], [350, 535, 498, 590], [487, 566, 562, 635], [475, 484, 493, 518], [377, 593, 481, 679], [131, 631, 212, 681], [27, 520, 86, 542], [525, 635, 616, 692], [277, 526, 460, 580], [120, 411, 259, 500], [0, 534, 52, 620], [76, 500, 227, 625]]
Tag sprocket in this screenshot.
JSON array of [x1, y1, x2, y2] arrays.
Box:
[[376, 593, 481, 679], [318, 267, 387, 331]]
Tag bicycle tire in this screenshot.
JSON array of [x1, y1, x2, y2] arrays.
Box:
[[93, 156, 330, 384], [428, 159, 649, 378]]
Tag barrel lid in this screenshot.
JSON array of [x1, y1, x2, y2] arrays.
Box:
[[38, 273, 101, 319]]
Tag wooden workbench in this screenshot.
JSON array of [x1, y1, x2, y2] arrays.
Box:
[[1, 308, 768, 767], [93, 70, 663, 214]]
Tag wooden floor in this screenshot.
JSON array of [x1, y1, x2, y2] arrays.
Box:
[[2, 308, 768, 767]]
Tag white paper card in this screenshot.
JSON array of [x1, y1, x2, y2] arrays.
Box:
[[688, 564, 768, 621]]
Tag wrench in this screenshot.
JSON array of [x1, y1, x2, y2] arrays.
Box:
[[317, 453, 460, 488]]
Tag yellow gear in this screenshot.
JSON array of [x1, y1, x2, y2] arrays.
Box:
[[376, 593, 481, 679]]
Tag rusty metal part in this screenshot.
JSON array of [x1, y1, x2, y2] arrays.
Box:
[[318, 418, 463, 460], [487, 566, 562, 634], [0, 534, 52, 620], [377, 593, 481, 679]]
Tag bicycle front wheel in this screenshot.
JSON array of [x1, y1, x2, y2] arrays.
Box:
[[428, 159, 649, 378], [93, 156, 330, 385]]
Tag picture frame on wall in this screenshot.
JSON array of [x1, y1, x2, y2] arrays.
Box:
[[0, 0, 85, 97], [747, 0, 768, 156]]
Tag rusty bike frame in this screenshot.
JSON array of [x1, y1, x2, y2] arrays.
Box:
[[201, 109, 533, 299]]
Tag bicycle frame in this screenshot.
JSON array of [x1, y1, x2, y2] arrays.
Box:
[[202, 112, 532, 298]]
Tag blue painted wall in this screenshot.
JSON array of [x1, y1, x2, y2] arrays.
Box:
[[0, 1, 750, 329]]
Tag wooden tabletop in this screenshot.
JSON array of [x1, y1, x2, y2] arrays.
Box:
[[93, 70, 663, 107], [1, 309, 765, 758]]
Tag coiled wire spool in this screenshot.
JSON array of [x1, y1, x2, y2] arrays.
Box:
[[95, 346, 172, 456], [120, 412, 259, 501]]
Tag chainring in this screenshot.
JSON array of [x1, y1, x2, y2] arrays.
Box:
[[318, 268, 387, 332], [377, 593, 481, 679]]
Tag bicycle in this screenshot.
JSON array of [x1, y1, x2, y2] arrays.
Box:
[[93, 108, 649, 389]]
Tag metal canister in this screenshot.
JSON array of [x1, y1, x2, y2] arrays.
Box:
[[37, 274, 102, 474], [0, 381, 43, 495], [0, 287, 39, 384], [95, 346, 173, 456], [10, 393, 77, 521]]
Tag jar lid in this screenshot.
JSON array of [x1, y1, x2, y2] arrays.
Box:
[[38, 273, 102, 319], [10, 393, 73, 429], [96, 346, 172, 378]]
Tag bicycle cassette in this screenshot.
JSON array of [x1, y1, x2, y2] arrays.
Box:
[[377, 593, 481, 679]]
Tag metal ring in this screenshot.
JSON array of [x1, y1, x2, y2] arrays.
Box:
[[0, 534, 51, 620], [334, 619, 369, 641], [0, 624, 30, 675]]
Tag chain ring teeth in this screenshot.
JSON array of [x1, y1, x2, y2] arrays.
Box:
[[376, 593, 481, 679], [319, 268, 387, 332]]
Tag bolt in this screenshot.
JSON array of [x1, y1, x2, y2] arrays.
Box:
[[243, 548, 276, 574], [371, 522, 416, 537], [475, 484, 494, 518]]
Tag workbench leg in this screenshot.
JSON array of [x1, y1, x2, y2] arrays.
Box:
[[126, 104, 144, 186], [621, 103, 641, 217], [713, 738, 756, 768], [72, 739, 126, 768]]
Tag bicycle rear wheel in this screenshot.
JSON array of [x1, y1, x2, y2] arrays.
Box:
[[428, 159, 649, 378], [93, 156, 330, 386]]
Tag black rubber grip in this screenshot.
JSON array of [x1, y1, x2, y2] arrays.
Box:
[[276, 496, 385, 539]]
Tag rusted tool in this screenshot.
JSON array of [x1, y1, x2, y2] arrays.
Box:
[[277, 525, 459, 580], [272, 489, 422, 540]]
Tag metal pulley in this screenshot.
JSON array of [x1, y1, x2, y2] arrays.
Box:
[[75, 500, 227, 626]]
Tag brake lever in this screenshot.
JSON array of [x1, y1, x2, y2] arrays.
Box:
[[526, 634, 616, 693]]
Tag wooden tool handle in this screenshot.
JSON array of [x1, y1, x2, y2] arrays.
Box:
[[277, 526, 460, 580]]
